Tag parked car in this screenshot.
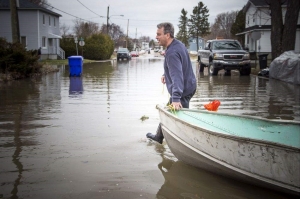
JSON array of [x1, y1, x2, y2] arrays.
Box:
[[139, 50, 146, 55], [130, 51, 139, 57], [117, 48, 131, 60]]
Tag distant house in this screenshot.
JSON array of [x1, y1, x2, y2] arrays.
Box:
[[141, 41, 149, 50], [236, 0, 300, 56], [188, 37, 205, 53], [0, 0, 65, 59]]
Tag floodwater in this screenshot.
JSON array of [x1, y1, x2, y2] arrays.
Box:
[[0, 54, 299, 199]]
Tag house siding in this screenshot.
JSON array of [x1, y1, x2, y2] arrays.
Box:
[[245, 5, 272, 27], [243, 2, 300, 54], [19, 10, 39, 50], [0, 11, 12, 41], [258, 31, 271, 53]]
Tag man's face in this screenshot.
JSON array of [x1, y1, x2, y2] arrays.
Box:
[[156, 27, 169, 47]]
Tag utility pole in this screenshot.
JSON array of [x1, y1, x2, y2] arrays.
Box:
[[135, 28, 137, 51], [10, 0, 20, 43], [126, 19, 129, 48], [106, 6, 109, 34]]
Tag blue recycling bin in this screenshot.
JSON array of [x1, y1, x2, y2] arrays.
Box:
[[68, 56, 83, 76]]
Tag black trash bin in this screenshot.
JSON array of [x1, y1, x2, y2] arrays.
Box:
[[249, 51, 257, 60], [258, 54, 268, 69]]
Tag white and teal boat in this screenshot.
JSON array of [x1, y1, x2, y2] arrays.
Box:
[[157, 105, 300, 194]]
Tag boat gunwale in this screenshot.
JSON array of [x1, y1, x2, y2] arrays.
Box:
[[156, 105, 300, 151]]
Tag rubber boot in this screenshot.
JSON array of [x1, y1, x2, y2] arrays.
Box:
[[146, 123, 164, 144]]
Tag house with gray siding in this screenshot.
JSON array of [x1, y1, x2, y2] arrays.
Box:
[[236, 0, 300, 58], [0, 0, 64, 59]]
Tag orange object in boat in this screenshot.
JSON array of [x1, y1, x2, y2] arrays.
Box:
[[204, 100, 221, 111]]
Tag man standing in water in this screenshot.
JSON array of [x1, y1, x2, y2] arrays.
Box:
[[146, 22, 197, 144]]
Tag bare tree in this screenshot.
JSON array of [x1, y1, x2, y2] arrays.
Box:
[[73, 19, 99, 38], [211, 11, 238, 39], [267, 0, 300, 60], [29, 0, 51, 9], [100, 23, 126, 47], [60, 23, 70, 37], [282, 0, 300, 52], [204, 23, 222, 40], [269, 0, 283, 59]]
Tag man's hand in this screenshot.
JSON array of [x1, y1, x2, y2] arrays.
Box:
[[171, 102, 182, 110], [161, 76, 165, 84]]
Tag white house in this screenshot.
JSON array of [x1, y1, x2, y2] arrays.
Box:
[[0, 0, 64, 59], [237, 0, 300, 56]]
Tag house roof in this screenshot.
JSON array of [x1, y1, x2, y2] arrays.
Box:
[[249, 0, 287, 6], [0, 0, 61, 17], [244, 0, 287, 12], [249, 0, 270, 7]]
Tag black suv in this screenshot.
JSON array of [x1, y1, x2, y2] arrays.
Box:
[[117, 48, 131, 60]]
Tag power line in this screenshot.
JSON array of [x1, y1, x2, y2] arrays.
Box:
[[76, 0, 105, 18], [42, 2, 100, 24], [43, 2, 176, 36]]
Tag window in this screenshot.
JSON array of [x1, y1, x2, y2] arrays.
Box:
[[20, 36, 26, 48], [49, 16, 51, 26], [212, 41, 242, 50], [43, 14, 45, 24], [54, 18, 56, 27], [42, 36, 46, 47]]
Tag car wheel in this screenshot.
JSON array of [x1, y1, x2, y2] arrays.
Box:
[[240, 67, 251, 76], [209, 62, 218, 76], [224, 70, 231, 76], [199, 59, 205, 72]]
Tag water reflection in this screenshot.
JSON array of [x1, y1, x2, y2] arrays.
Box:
[[11, 123, 23, 199], [156, 145, 299, 199], [0, 79, 48, 199], [193, 72, 300, 120], [266, 78, 299, 120], [69, 77, 83, 95]]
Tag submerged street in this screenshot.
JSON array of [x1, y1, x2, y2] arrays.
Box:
[[0, 54, 299, 199]]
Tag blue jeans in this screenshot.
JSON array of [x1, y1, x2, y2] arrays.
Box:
[[168, 89, 196, 108], [156, 89, 196, 138]]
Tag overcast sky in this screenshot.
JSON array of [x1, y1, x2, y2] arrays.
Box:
[[48, 0, 248, 39]]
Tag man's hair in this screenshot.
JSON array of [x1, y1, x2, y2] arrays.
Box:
[[157, 22, 174, 38]]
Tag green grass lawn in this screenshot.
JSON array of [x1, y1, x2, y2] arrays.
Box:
[[40, 53, 198, 65], [40, 59, 97, 65]]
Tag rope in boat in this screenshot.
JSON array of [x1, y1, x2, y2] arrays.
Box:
[[181, 111, 238, 136]]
